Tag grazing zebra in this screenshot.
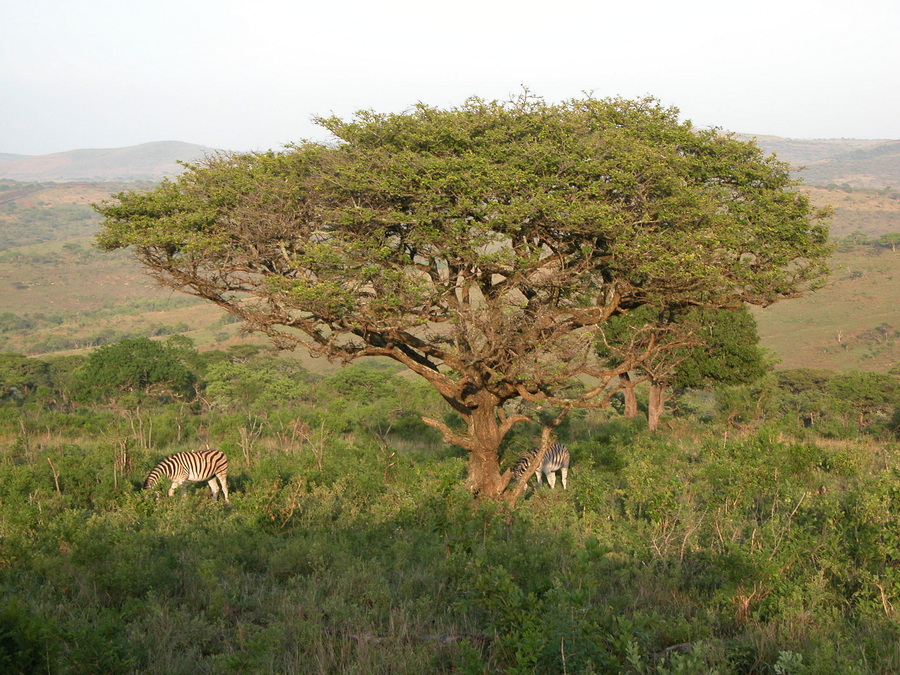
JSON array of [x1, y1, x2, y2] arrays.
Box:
[[143, 449, 229, 502], [511, 443, 570, 490]]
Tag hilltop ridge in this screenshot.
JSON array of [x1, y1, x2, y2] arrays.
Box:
[[738, 135, 900, 189], [0, 141, 217, 182]]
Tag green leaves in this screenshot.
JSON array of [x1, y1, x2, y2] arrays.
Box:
[[96, 94, 831, 334], [74, 336, 198, 402]]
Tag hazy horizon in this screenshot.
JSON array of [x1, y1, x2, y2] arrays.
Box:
[[2, 0, 898, 156]]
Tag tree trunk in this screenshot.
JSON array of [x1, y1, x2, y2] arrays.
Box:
[[464, 443, 507, 496], [462, 394, 511, 497], [647, 381, 667, 432], [619, 372, 639, 418], [424, 390, 529, 498]]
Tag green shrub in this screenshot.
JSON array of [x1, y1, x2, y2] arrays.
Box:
[[0, 601, 55, 674]]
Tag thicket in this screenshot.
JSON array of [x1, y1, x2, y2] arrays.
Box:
[[835, 231, 900, 253], [1, 340, 899, 673]]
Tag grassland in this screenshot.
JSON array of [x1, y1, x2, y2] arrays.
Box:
[[805, 186, 900, 240], [752, 245, 900, 372], [0, 347, 898, 673]]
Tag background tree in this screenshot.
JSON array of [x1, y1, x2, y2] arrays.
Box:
[[74, 336, 197, 404], [596, 305, 768, 431], [655, 306, 768, 431], [96, 94, 830, 497], [876, 232, 900, 252], [0, 353, 50, 402], [0, 353, 85, 410]]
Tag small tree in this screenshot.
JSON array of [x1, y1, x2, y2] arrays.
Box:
[[0, 353, 50, 402], [876, 232, 900, 253], [75, 336, 197, 403], [95, 94, 830, 497], [597, 305, 715, 431]]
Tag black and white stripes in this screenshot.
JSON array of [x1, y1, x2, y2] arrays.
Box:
[[511, 443, 570, 490], [144, 448, 230, 502]]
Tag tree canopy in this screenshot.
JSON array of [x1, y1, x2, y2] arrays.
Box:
[[95, 93, 831, 496], [74, 336, 197, 403]]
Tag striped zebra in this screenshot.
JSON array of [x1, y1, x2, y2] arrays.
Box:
[[511, 442, 570, 490], [143, 448, 230, 502]]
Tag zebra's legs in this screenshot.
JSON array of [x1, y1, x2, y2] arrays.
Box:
[[546, 471, 557, 489], [207, 478, 220, 500], [560, 467, 568, 490], [216, 474, 229, 503], [168, 479, 185, 497]]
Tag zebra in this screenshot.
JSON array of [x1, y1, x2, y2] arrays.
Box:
[[511, 442, 570, 490], [143, 448, 230, 502]]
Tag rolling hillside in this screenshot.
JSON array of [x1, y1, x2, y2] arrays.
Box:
[[742, 135, 900, 190], [0, 141, 217, 182], [798, 140, 900, 190], [4, 136, 897, 188]]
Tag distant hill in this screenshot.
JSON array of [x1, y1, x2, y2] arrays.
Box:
[[739, 135, 900, 190], [0, 141, 218, 182]]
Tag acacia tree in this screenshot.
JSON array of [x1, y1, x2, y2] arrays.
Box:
[[95, 94, 830, 497]]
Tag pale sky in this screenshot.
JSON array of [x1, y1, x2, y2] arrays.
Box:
[[2, 0, 898, 156]]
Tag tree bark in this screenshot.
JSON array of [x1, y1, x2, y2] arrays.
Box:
[[423, 389, 529, 497], [462, 392, 516, 496], [647, 380, 667, 432], [619, 372, 639, 418]]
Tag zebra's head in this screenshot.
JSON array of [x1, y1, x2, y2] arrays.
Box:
[[143, 468, 161, 491]]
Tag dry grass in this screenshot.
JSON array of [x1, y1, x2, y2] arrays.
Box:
[[752, 247, 900, 372], [804, 186, 900, 239]]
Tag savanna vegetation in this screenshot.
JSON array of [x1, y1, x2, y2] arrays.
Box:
[[0, 338, 899, 673], [1, 95, 899, 673], [94, 94, 831, 496]]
